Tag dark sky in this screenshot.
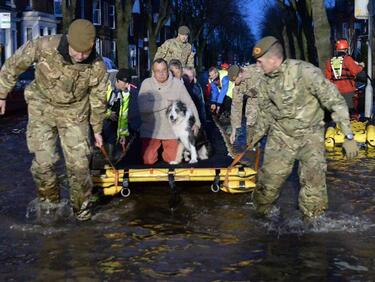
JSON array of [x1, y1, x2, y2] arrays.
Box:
[[245, 0, 336, 40], [244, 0, 276, 40]]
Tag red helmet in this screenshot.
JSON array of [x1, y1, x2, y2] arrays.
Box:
[[335, 39, 349, 50], [220, 63, 230, 70]]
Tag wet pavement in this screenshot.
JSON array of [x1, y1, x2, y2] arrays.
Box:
[[1, 114, 375, 281]]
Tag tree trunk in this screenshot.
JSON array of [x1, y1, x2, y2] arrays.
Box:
[[197, 39, 207, 72], [148, 35, 158, 66], [292, 31, 301, 59], [145, 0, 171, 66], [311, 0, 331, 71], [115, 0, 134, 69], [62, 0, 77, 33], [283, 25, 291, 58]]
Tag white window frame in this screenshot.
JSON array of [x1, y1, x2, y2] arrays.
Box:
[[96, 38, 102, 55], [111, 40, 116, 61], [93, 0, 102, 26], [26, 27, 33, 41], [109, 5, 115, 29]]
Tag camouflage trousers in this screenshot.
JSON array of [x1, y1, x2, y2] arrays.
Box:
[[253, 128, 328, 219], [26, 100, 92, 211]]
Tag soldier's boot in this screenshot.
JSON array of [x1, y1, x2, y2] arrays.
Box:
[[67, 164, 94, 221], [301, 206, 326, 226], [254, 203, 273, 218], [71, 190, 94, 221], [31, 159, 61, 210], [75, 198, 93, 221]]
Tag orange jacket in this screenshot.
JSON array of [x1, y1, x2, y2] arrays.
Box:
[[325, 55, 363, 94]]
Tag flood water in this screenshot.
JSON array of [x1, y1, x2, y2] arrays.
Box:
[[1, 114, 375, 281]]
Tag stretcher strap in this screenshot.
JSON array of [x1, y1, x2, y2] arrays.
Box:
[[100, 146, 119, 187]]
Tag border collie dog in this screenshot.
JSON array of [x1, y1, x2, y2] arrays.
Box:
[[166, 100, 211, 164]]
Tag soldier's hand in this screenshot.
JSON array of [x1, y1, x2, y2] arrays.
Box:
[[230, 129, 236, 144], [94, 133, 103, 148], [0, 100, 6, 115], [210, 104, 216, 112], [342, 139, 359, 160]]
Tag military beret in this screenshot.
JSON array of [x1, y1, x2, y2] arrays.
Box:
[[68, 19, 96, 52], [178, 26, 190, 35], [116, 68, 131, 83], [252, 36, 279, 59], [227, 65, 240, 81]]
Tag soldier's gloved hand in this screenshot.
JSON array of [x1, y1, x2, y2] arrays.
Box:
[[342, 139, 359, 160]]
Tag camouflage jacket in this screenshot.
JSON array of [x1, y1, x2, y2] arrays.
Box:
[[0, 35, 108, 133], [154, 38, 194, 67], [230, 64, 263, 129], [254, 59, 352, 140]]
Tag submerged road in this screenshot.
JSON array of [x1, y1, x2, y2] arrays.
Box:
[[1, 114, 375, 280]]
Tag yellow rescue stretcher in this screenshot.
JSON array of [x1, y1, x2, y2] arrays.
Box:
[[325, 121, 375, 149], [91, 113, 259, 198], [92, 166, 257, 197]]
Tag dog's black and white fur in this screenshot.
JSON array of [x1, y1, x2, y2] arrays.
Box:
[[166, 100, 211, 164]]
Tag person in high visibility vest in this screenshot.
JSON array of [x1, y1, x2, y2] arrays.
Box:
[[103, 68, 137, 160], [325, 38, 366, 117], [210, 63, 234, 116]]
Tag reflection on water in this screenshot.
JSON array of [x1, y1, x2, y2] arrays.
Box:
[[1, 115, 375, 280]]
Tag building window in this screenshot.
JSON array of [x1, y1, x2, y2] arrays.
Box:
[[93, 0, 102, 25], [26, 28, 33, 41], [40, 28, 44, 37], [80, 0, 85, 18], [129, 45, 136, 69], [96, 38, 102, 55], [111, 40, 116, 61], [54, 0, 62, 16], [109, 5, 115, 29]]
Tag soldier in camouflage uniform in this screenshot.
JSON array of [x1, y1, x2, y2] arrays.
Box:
[[250, 36, 359, 221], [228, 64, 263, 146], [0, 19, 108, 221], [154, 26, 195, 67]]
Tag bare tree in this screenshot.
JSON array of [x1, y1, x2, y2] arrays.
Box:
[[62, 0, 78, 33], [311, 0, 331, 70], [170, 0, 254, 69], [260, 0, 331, 67], [115, 0, 135, 68], [144, 0, 171, 65]]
